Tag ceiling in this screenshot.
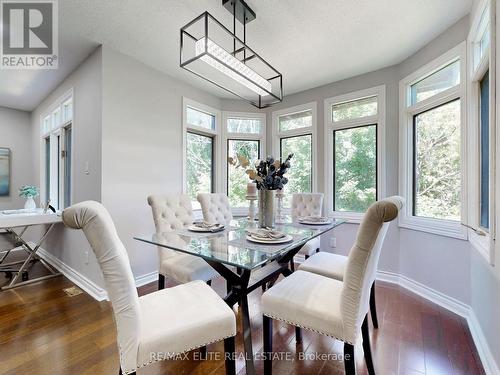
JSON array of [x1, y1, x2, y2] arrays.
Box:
[[0, 0, 472, 112]]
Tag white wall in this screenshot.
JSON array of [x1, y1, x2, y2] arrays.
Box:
[[30, 47, 105, 292], [0, 107, 33, 210], [101, 46, 222, 278]]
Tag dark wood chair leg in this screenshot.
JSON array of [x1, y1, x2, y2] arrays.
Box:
[[304, 254, 309, 260], [158, 274, 165, 290], [370, 282, 378, 329], [316, 248, 320, 253], [263, 315, 273, 375], [289, 259, 295, 272], [295, 326, 302, 344], [199, 345, 207, 360], [224, 336, 236, 375], [344, 342, 355, 375], [206, 279, 212, 286], [362, 315, 376, 375]]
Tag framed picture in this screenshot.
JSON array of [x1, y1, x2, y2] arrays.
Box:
[[0, 148, 11, 197]]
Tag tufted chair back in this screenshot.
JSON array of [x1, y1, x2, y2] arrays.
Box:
[[62, 201, 140, 373], [147, 194, 193, 261], [291, 193, 324, 219], [340, 196, 403, 343], [197, 193, 233, 225]]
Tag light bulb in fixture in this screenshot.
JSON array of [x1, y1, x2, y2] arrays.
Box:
[[195, 37, 271, 96]]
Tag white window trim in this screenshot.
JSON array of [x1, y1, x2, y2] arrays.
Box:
[[271, 102, 318, 202], [222, 111, 266, 216], [182, 97, 222, 209], [467, 0, 496, 264], [398, 42, 468, 240], [40, 88, 74, 211], [324, 85, 386, 223]]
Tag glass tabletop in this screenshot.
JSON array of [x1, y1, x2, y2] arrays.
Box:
[[134, 218, 346, 270]]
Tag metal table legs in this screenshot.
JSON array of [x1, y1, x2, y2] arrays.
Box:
[[0, 224, 61, 290]]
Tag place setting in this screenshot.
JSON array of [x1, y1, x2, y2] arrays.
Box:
[[297, 215, 333, 225], [187, 221, 225, 233], [245, 228, 293, 244]]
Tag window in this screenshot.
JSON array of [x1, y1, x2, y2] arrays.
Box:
[[273, 103, 316, 208], [325, 86, 385, 219], [334, 125, 377, 212], [183, 98, 221, 205], [479, 71, 489, 229], [467, 0, 495, 264], [399, 43, 466, 239], [41, 91, 73, 210], [223, 113, 265, 210], [413, 100, 461, 220]]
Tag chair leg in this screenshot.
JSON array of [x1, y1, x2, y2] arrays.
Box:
[[344, 342, 355, 375], [316, 248, 320, 253], [224, 336, 236, 375], [263, 315, 273, 375], [362, 315, 376, 375], [295, 326, 302, 344], [119, 369, 134, 375], [289, 259, 295, 272], [199, 345, 207, 360], [227, 280, 232, 294], [304, 254, 309, 260], [370, 282, 378, 329], [158, 274, 165, 290], [206, 279, 212, 286]]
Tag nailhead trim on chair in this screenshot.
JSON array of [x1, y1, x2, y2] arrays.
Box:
[[263, 313, 355, 345], [120, 331, 237, 374]]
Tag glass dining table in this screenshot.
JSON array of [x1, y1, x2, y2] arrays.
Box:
[[135, 217, 346, 375]]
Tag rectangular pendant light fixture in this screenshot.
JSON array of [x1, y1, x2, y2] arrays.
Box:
[[180, 5, 283, 109]]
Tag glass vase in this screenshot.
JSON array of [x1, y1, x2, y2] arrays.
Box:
[[258, 190, 275, 228]]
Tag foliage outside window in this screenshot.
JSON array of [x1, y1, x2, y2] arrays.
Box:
[[186, 132, 213, 200], [227, 117, 261, 133], [332, 96, 377, 122], [187, 106, 215, 130], [334, 125, 377, 212], [479, 71, 489, 229], [410, 60, 460, 105], [280, 134, 312, 207], [278, 110, 312, 132], [413, 100, 461, 221], [227, 139, 259, 207]]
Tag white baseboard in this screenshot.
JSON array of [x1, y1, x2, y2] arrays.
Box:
[[37, 246, 159, 302], [37, 247, 108, 301], [377, 270, 499, 375]]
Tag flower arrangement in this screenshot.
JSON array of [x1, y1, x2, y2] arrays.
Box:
[[19, 185, 39, 198], [228, 154, 293, 190]]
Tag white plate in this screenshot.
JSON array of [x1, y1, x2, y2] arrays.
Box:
[[188, 224, 225, 233], [298, 218, 332, 225], [246, 234, 293, 244]]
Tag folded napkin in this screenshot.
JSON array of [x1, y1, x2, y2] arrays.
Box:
[[246, 228, 286, 240], [298, 216, 330, 223], [192, 221, 225, 231]]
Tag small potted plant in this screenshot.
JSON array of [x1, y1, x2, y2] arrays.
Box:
[[19, 185, 39, 211]]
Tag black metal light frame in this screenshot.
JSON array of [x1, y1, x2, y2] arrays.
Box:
[[180, 1, 283, 109]]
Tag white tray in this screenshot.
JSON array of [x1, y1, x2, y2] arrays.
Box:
[[188, 224, 225, 233]]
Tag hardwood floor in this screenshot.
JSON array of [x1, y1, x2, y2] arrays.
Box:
[[0, 272, 485, 375]]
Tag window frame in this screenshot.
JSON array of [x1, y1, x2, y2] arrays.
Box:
[[222, 111, 266, 215], [467, 0, 496, 264], [40, 89, 74, 211], [272, 102, 318, 208], [399, 43, 467, 239], [182, 97, 222, 207], [325, 85, 386, 222]]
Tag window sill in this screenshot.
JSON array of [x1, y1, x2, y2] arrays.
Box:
[[398, 216, 467, 240]]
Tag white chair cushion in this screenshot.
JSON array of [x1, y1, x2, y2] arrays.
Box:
[[298, 252, 347, 280], [262, 270, 346, 342], [137, 280, 236, 368], [160, 253, 219, 284], [291, 193, 324, 218], [297, 237, 320, 256]]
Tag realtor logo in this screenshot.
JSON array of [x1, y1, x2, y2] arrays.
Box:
[[1, 0, 58, 69]]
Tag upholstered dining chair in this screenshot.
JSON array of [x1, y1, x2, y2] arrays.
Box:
[[261, 196, 403, 375], [197, 193, 234, 225], [290, 193, 324, 271], [148, 194, 218, 290], [62, 201, 237, 375]]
